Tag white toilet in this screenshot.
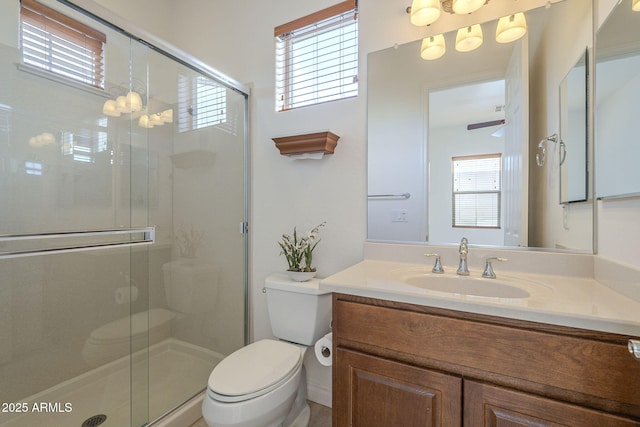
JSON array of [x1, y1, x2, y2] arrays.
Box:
[[202, 273, 332, 427]]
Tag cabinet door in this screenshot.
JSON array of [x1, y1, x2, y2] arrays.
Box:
[[334, 348, 461, 427], [465, 380, 640, 427]]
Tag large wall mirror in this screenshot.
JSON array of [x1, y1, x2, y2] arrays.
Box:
[[368, 0, 593, 252], [595, 0, 640, 200]]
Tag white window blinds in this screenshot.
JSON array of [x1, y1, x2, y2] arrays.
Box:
[[452, 154, 502, 228], [275, 1, 358, 111], [20, 0, 106, 89], [178, 75, 234, 134]]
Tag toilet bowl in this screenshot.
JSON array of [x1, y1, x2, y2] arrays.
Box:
[[82, 308, 174, 366], [203, 340, 307, 427], [202, 274, 331, 427]]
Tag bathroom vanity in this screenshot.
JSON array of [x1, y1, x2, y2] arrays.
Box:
[[321, 245, 640, 426]]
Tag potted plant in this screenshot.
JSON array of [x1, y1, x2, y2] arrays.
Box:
[[278, 222, 325, 281]]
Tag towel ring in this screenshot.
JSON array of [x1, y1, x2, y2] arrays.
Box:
[[536, 133, 559, 167]]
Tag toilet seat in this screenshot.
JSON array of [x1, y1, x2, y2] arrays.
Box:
[[207, 339, 302, 403]]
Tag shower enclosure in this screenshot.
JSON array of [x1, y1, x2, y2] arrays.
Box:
[[0, 0, 248, 426]]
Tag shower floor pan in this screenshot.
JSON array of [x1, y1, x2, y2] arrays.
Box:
[[0, 338, 223, 427]]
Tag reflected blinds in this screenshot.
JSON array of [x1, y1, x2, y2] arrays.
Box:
[[20, 0, 106, 89], [452, 154, 502, 228]]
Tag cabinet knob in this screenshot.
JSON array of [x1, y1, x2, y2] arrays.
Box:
[[629, 339, 640, 362]]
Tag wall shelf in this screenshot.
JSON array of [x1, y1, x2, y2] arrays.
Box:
[[272, 131, 340, 158]]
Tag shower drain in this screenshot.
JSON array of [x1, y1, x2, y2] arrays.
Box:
[[81, 414, 107, 427]]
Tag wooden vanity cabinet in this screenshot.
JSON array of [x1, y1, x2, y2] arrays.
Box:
[[332, 293, 640, 426]]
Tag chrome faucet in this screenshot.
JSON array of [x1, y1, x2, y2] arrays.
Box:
[[424, 253, 444, 274], [482, 257, 508, 279], [457, 237, 469, 276]]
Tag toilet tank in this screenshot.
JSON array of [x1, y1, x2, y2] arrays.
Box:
[[265, 273, 332, 346]]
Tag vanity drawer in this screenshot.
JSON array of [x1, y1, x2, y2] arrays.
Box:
[[333, 294, 640, 419]]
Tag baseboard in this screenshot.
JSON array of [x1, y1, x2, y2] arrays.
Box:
[[307, 380, 332, 408]]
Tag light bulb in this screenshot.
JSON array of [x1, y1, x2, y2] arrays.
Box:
[[455, 24, 483, 52], [496, 13, 527, 43], [161, 109, 174, 123], [115, 96, 129, 113], [102, 99, 121, 117], [125, 91, 143, 113], [410, 0, 441, 26], [452, 0, 485, 14], [633, 0, 640, 11], [420, 34, 446, 60], [149, 113, 164, 126], [138, 115, 154, 128]]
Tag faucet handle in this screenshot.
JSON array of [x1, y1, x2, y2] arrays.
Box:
[[482, 257, 508, 279], [424, 253, 444, 274]]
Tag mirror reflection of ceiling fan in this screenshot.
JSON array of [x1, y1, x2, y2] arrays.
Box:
[[467, 103, 505, 136], [467, 119, 505, 137], [466, 119, 505, 130]]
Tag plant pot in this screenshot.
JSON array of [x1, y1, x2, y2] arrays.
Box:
[[287, 270, 317, 282]]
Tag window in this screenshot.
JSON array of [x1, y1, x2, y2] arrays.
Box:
[[20, 0, 106, 89], [178, 75, 233, 134], [452, 154, 502, 228], [275, 0, 358, 111]]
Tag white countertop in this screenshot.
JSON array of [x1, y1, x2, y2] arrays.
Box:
[[320, 258, 640, 336]]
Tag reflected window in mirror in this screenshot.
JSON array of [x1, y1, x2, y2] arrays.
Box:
[[452, 154, 502, 229]]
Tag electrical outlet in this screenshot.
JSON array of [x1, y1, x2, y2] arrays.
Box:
[[392, 209, 408, 222]]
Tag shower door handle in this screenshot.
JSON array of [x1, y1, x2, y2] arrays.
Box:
[[0, 227, 155, 259]]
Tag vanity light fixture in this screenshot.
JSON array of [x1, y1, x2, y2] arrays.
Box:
[[633, 0, 640, 12], [455, 24, 483, 52], [409, 0, 441, 26], [408, 0, 490, 27], [103, 91, 143, 115], [421, 34, 446, 60], [138, 109, 174, 129], [496, 12, 527, 43]]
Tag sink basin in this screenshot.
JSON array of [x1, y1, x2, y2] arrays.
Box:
[[404, 275, 531, 299]]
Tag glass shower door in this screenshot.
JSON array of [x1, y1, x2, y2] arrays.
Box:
[[143, 43, 248, 424], [0, 1, 151, 425]]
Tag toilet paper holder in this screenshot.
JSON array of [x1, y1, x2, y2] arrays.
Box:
[[320, 345, 331, 358]]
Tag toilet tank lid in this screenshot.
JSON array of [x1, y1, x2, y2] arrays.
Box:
[[265, 273, 331, 295]]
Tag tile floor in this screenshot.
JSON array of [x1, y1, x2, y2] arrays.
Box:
[[188, 401, 331, 427]]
